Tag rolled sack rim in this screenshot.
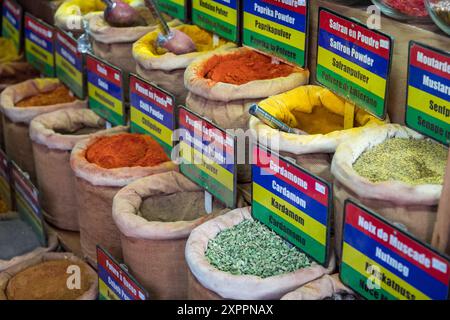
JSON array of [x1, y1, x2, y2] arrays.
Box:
[[185, 207, 335, 300], [70, 128, 178, 187], [0, 252, 98, 300], [29, 108, 110, 151], [133, 33, 236, 72], [0, 78, 87, 124], [112, 171, 215, 240], [184, 48, 310, 102], [331, 123, 443, 205]]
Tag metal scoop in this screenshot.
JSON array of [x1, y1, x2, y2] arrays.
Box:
[[144, 0, 196, 54]]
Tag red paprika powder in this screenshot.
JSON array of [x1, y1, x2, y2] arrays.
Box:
[[202, 50, 296, 85], [86, 133, 169, 169]]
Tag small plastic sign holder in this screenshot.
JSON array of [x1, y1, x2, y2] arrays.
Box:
[[316, 7, 393, 120], [129, 74, 176, 157], [242, 0, 309, 68], [55, 27, 86, 99], [97, 245, 149, 300], [24, 13, 55, 77], [156, 0, 190, 22], [340, 199, 450, 300], [191, 0, 240, 43], [11, 161, 46, 247], [177, 105, 238, 209], [405, 41, 450, 146], [86, 53, 126, 127], [251, 143, 332, 266], [2, 0, 23, 54], [0, 148, 12, 211]]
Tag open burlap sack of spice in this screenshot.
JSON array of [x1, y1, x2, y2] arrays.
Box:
[[134, 24, 236, 104], [0, 252, 98, 300], [29, 108, 123, 231], [185, 207, 335, 300], [88, 5, 179, 74], [281, 274, 356, 300], [54, 0, 105, 33], [0, 212, 59, 272], [331, 124, 445, 257], [249, 85, 386, 182], [112, 171, 237, 300], [71, 130, 178, 265], [0, 78, 86, 183]]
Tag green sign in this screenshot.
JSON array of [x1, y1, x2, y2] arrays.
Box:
[[2, 0, 23, 54], [405, 42, 450, 146], [0, 148, 12, 211], [156, 0, 188, 21]]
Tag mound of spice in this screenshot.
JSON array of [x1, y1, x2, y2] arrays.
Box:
[[6, 260, 90, 300], [202, 50, 296, 85], [0, 219, 41, 260], [293, 106, 347, 135], [86, 133, 169, 169], [205, 220, 311, 278], [353, 138, 448, 185], [0, 198, 8, 214], [15, 85, 76, 108], [324, 293, 357, 300], [383, 0, 428, 17]]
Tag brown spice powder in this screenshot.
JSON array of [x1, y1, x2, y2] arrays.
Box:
[[202, 50, 295, 85], [6, 260, 90, 300], [15, 85, 76, 108]]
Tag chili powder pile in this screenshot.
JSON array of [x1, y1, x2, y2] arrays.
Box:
[[16, 85, 76, 108], [202, 50, 296, 85], [86, 133, 169, 169]]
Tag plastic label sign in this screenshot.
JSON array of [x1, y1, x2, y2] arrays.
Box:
[[341, 200, 450, 300], [55, 28, 85, 99], [2, 0, 23, 54], [0, 149, 12, 211], [11, 162, 46, 246], [130, 75, 175, 156], [97, 246, 149, 300], [156, 0, 188, 21], [243, 0, 308, 67], [178, 106, 237, 208], [86, 54, 125, 126], [192, 0, 239, 43], [251, 145, 332, 266], [405, 42, 450, 146], [24, 13, 55, 77], [316, 8, 392, 119]]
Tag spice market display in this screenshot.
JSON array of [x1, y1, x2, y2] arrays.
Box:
[[0, 0, 448, 304]]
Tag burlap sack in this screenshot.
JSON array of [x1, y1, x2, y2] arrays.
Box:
[[134, 24, 236, 104], [112, 171, 231, 299], [0, 78, 87, 183], [331, 124, 443, 257], [54, 0, 105, 33], [184, 47, 310, 131], [249, 86, 386, 182], [0, 252, 98, 300], [88, 7, 179, 74], [70, 129, 178, 266], [29, 108, 122, 231], [185, 207, 335, 300], [0, 212, 59, 272], [281, 274, 355, 300]]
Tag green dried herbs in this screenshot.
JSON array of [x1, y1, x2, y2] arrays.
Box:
[[353, 138, 448, 185], [205, 220, 311, 278]]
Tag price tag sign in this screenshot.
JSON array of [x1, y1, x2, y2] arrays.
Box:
[[2, 0, 23, 54], [316, 8, 392, 119], [156, 0, 188, 21], [130, 75, 175, 156], [97, 246, 149, 300], [341, 200, 450, 300], [405, 42, 450, 146], [243, 0, 308, 67], [251, 145, 332, 265], [86, 54, 125, 126], [55, 28, 85, 99], [11, 162, 46, 246], [0, 148, 12, 211], [192, 0, 239, 43], [178, 106, 237, 208], [24, 13, 55, 77]]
